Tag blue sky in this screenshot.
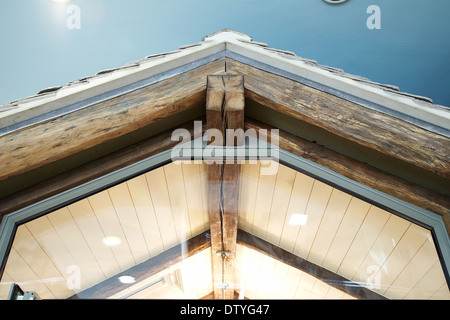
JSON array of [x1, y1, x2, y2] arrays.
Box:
[[1, 0, 450, 107]]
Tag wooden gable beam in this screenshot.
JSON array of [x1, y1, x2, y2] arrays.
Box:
[[0, 120, 207, 222], [0, 59, 226, 185], [237, 229, 387, 300], [206, 74, 244, 299]]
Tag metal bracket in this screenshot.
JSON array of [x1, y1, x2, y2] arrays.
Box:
[[216, 250, 230, 258], [8, 283, 40, 300]]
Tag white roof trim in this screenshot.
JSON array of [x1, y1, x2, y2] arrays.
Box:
[[1, 29, 449, 136]]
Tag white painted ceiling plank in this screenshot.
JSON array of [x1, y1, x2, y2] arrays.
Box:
[[164, 163, 193, 242], [308, 189, 352, 266], [126, 175, 165, 258], [108, 182, 151, 264], [88, 190, 135, 271], [11, 224, 71, 298], [47, 207, 106, 286], [337, 206, 390, 280], [293, 180, 333, 259], [265, 165, 296, 246], [321, 197, 371, 273], [145, 169, 178, 250], [182, 162, 209, 237], [68, 198, 121, 278], [279, 172, 314, 253]]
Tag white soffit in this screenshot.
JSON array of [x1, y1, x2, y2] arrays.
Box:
[[0, 29, 449, 136]]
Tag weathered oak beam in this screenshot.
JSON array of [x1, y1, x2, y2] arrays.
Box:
[[206, 74, 244, 299], [70, 231, 211, 299], [244, 118, 450, 236], [237, 229, 387, 300], [0, 59, 226, 183], [226, 58, 450, 180]]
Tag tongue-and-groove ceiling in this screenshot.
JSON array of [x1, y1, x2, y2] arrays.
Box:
[[0, 160, 448, 300]]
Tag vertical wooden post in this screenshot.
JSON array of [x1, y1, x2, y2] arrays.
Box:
[[206, 74, 244, 299]]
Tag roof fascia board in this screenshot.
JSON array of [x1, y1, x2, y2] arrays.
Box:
[[224, 49, 450, 138], [2, 30, 449, 138]]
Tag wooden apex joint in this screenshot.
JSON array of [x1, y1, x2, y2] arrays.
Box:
[[206, 74, 245, 147]]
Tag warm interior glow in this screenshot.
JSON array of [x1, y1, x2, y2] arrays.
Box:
[[288, 214, 308, 226]]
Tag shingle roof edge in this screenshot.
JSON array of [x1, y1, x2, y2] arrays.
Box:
[[0, 29, 448, 137]]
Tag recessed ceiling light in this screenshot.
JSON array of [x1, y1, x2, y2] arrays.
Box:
[[118, 276, 136, 284], [50, 0, 72, 3], [102, 236, 121, 246], [288, 214, 308, 226]]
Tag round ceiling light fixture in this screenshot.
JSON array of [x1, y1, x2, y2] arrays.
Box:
[[118, 276, 136, 284], [324, 0, 349, 4], [102, 235, 122, 246]]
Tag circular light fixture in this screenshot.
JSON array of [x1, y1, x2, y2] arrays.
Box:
[[324, 0, 349, 4], [50, 0, 72, 3], [102, 236, 122, 246], [118, 276, 136, 284], [288, 214, 308, 226]]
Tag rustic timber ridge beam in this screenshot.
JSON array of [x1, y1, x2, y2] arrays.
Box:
[[70, 231, 211, 299], [237, 229, 387, 300], [206, 74, 244, 299], [0, 59, 226, 184]]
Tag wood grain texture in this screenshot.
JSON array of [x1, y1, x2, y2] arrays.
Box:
[[0, 59, 225, 183], [0, 120, 206, 222], [207, 163, 224, 299], [206, 74, 244, 299], [225, 58, 450, 180]]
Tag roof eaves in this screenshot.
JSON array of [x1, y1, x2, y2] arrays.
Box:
[[221, 33, 449, 135], [0, 36, 225, 134], [1, 29, 448, 137], [225, 31, 444, 105]]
